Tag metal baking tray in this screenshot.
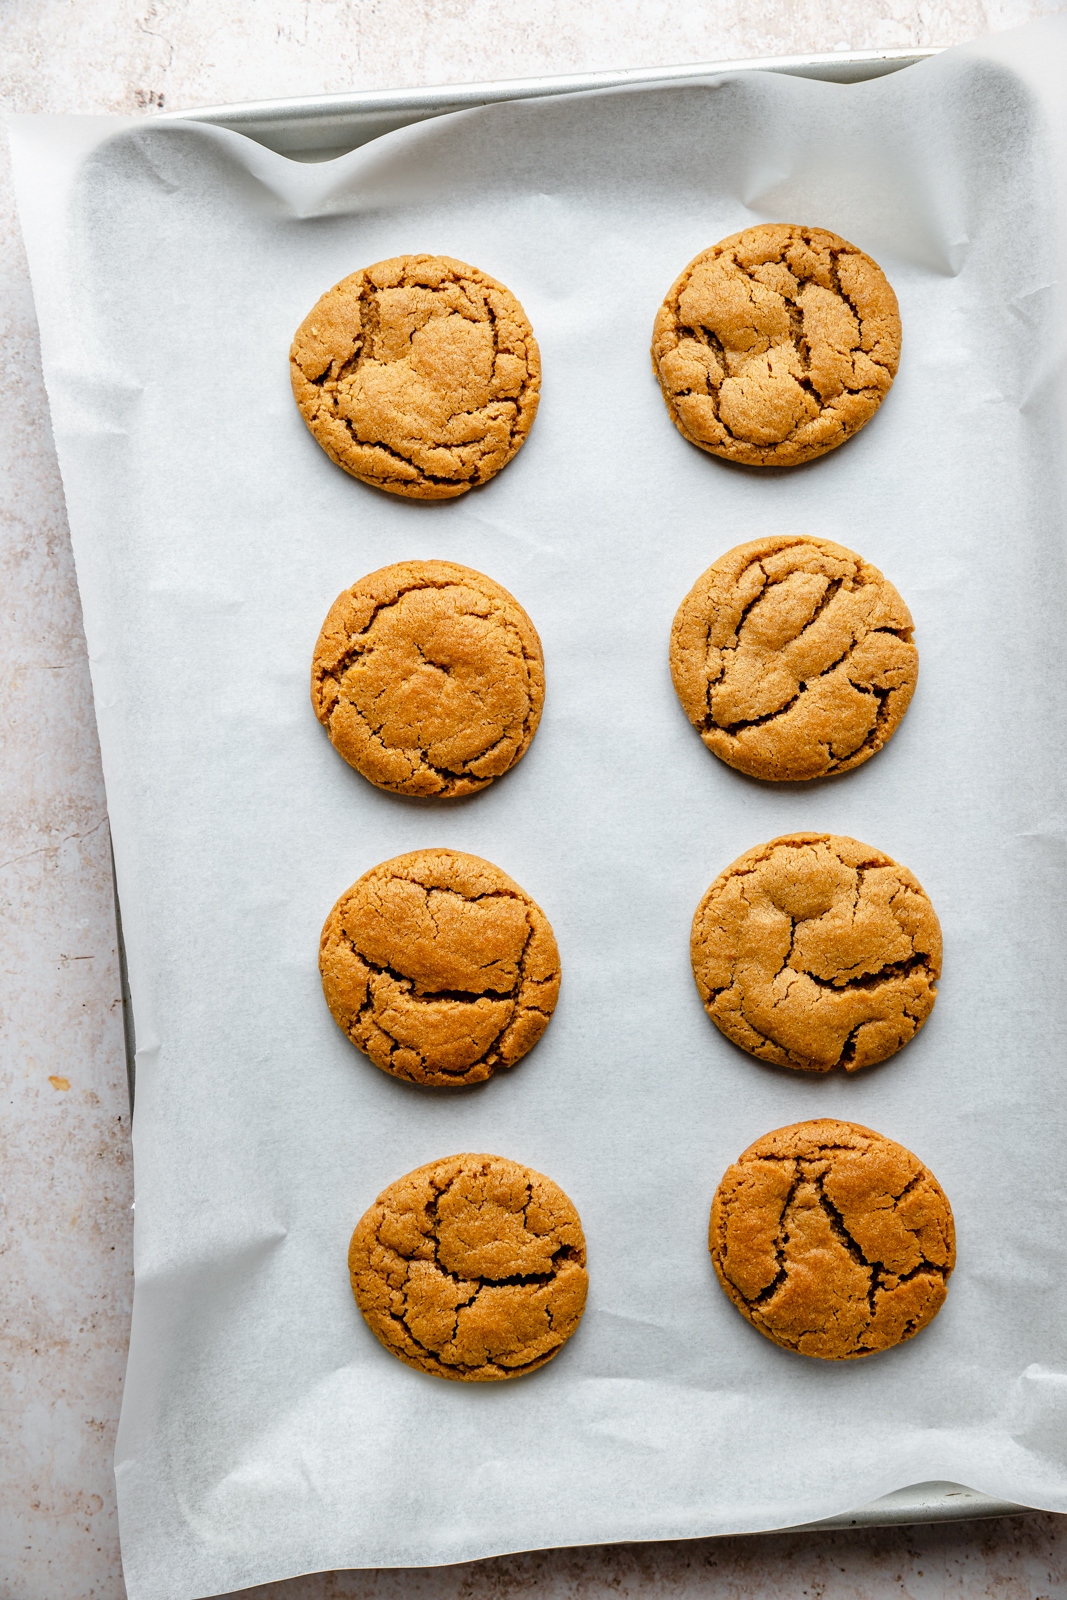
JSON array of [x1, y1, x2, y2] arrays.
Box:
[[128, 50, 1031, 1536]]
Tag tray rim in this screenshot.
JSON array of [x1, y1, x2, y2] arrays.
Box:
[[128, 48, 1035, 1538], [152, 48, 943, 158]]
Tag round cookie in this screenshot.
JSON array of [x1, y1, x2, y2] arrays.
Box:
[[312, 561, 544, 797], [320, 849, 560, 1087], [670, 535, 917, 782], [290, 254, 540, 499], [350, 1153, 588, 1381], [710, 1120, 955, 1360], [651, 224, 901, 467], [691, 833, 941, 1073]]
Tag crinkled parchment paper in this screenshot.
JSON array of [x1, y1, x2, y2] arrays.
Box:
[[9, 20, 1067, 1597]]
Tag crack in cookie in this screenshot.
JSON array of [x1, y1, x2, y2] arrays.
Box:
[[311, 561, 545, 797], [349, 1153, 588, 1380], [652, 225, 901, 467], [290, 254, 540, 499], [320, 849, 560, 1087], [691, 834, 941, 1073], [710, 1120, 955, 1359], [671, 536, 918, 781]]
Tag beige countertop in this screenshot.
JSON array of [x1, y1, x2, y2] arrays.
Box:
[[2, 3, 1066, 1596]]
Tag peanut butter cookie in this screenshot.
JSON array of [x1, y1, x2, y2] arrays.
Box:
[[652, 224, 901, 467], [312, 561, 544, 797], [349, 1152, 588, 1380], [710, 1120, 955, 1360], [691, 833, 941, 1073], [670, 536, 917, 782], [320, 849, 560, 1086], [290, 254, 540, 498]]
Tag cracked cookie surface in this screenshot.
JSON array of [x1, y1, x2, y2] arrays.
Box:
[[671, 536, 917, 782], [312, 560, 544, 797], [320, 849, 560, 1087], [652, 224, 901, 467], [349, 1153, 588, 1380], [691, 833, 941, 1073], [291, 254, 540, 499], [710, 1120, 955, 1359]]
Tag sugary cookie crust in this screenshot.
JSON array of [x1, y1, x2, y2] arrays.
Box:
[[320, 849, 560, 1087], [290, 254, 540, 499], [652, 224, 901, 467], [349, 1153, 588, 1380], [312, 561, 544, 797], [670, 535, 917, 782], [691, 833, 941, 1073], [710, 1119, 955, 1359]]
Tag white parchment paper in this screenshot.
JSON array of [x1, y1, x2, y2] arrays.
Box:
[[10, 21, 1067, 1597]]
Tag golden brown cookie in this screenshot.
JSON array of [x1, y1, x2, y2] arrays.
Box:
[[320, 849, 560, 1087], [290, 254, 540, 498], [311, 561, 544, 797], [710, 1120, 955, 1360], [349, 1153, 588, 1380], [691, 833, 941, 1073], [651, 224, 901, 467], [670, 536, 918, 782]]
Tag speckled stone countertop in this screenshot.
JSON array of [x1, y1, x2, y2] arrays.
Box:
[[2, 3, 1067, 1597]]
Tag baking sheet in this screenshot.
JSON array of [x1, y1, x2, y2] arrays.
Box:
[[9, 20, 1067, 1598]]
